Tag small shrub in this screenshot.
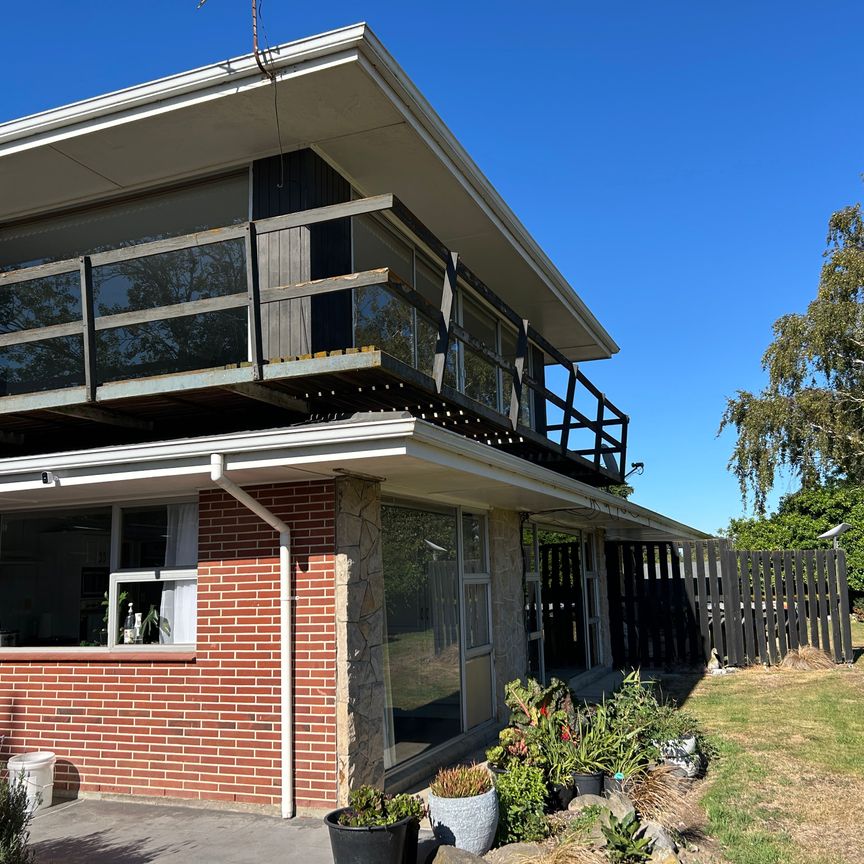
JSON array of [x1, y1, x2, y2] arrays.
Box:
[[0, 774, 35, 864], [338, 785, 425, 827], [386, 793, 427, 823], [601, 812, 652, 863], [495, 762, 548, 844], [852, 597, 864, 623], [430, 763, 491, 798]]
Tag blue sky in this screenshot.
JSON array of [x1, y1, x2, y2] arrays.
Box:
[[3, 2, 863, 534]]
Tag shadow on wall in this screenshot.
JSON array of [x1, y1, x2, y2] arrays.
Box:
[[32, 831, 187, 864], [54, 759, 81, 800]]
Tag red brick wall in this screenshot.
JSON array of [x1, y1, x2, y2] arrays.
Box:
[[0, 480, 337, 814]]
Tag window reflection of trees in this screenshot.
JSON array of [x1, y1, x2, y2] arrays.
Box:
[[0, 240, 248, 391]]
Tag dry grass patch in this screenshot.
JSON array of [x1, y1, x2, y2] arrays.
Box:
[[778, 646, 836, 670], [676, 624, 864, 864]]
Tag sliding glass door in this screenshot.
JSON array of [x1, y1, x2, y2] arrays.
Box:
[[381, 502, 493, 770]]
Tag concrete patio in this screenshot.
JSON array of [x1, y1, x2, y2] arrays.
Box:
[[29, 799, 335, 864]]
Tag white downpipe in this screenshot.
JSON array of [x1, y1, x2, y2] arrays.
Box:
[[210, 453, 294, 819]]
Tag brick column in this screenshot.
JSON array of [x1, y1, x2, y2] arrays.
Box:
[[334, 476, 385, 803]]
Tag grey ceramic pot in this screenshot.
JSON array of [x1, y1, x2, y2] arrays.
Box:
[[427, 786, 499, 856]]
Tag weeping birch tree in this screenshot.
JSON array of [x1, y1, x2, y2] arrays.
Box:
[[720, 200, 864, 513]]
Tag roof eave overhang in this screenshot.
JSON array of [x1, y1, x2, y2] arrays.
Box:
[[0, 415, 702, 541], [0, 24, 618, 362]]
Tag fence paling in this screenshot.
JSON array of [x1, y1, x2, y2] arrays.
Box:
[[606, 540, 853, 668]]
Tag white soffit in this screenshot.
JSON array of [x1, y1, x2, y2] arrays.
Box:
[[0, 416, 703, 542], [0, 24, 617, 362]]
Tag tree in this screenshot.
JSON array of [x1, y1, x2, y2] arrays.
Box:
[[724, 481, 864, 592], [720, 201, 864, 512]]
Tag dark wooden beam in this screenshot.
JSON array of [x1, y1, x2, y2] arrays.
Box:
[[223, 383, 309, 414], [79, 255, 97, 402], [46, 404, 154, 431], [245, 222, 264, 381]]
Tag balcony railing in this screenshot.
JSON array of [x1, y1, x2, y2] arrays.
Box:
[[0, 194, 628, 482]]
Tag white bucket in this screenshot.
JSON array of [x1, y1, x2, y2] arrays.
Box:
[[7, 751, 56, 813]]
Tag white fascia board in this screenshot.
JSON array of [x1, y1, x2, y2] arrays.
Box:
[[353, 33, 619, 360], [0, 415, 417, 494], [0, 24, 369, 155]]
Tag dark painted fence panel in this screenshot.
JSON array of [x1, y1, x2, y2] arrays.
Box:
[[605, 540, 853, 667]]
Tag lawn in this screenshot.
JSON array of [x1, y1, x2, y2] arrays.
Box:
[[678, 619, 864, 864]]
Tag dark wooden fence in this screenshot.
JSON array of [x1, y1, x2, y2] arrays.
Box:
[[540, 542, 586, 671], [606, 539, 855, 667]]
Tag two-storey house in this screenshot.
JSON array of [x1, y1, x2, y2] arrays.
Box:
[[0, 24, 702, 817]]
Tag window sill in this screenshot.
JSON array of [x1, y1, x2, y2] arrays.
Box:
[[0, 648, 196, 663]]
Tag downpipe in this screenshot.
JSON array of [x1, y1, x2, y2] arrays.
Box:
[[210, 453, 294, 819]]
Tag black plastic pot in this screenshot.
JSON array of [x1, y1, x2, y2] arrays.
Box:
[[403, 818, 420, 864], [325, 808, 411, 864], [548, 782, 574, 811], [571, 772, 604, 797]]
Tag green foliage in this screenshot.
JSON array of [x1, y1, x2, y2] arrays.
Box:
[[569, 702, 622, 774], [724, 480, 864, 591], [386, 793, 427, 823], [430, 764, 492, 798], [338, 786, 425, 827], [602, 484, 635, 500], [494, 763, 549, 845], [0, 774, 35, 864], [601, 812, 653, 863], [720, 201, 864, 513]]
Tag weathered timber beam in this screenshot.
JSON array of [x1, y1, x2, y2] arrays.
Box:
[[254, 194, 396, 236], [223, 383, 309, 414], [0, 431, 24, 447], [46, 405, 154, 431], [259, 269, 390, 304]]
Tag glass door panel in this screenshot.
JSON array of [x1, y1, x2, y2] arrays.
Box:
[[381, 505, 461, 768]]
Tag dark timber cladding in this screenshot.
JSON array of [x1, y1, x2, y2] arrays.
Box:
[[252, 151, 352, 357], [606, 539, 855, 668]]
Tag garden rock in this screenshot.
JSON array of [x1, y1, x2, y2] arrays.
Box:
[[567, 793, 607, 814], [641, 820, 678, 854], [604, 790, 636, 821], [649, 851, 680, 864], [484, 842, 545, 864], [430, 845, 486, 864]]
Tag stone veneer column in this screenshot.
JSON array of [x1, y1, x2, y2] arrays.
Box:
[[334, 476, 385, 804], [489, 509, 528, 722]]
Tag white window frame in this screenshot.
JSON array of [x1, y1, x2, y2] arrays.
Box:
[[524, 522, 545, 683], [107, 568, 198, 651], [108, 499, 199, 651], [0, 496, 198, 654]]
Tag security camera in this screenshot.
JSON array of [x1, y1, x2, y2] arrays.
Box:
[[40, 471, 55, 485]]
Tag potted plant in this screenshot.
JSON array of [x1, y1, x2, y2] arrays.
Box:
[[605, 739, 647, 794], [538, 715, 578, 810], [324, 785, 424, 864], [387, 792, 427, 864], [571, 708, 615, 797], [427, 763, 498, 855]]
